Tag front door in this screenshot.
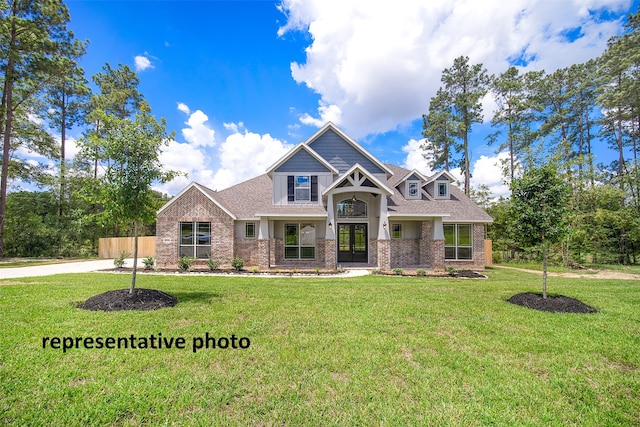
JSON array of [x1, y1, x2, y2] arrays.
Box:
[[337, 223, 368, 263]]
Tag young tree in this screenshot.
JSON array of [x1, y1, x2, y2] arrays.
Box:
[[441, 56, 489, 195], [0, 0, 78, 257], [509, 165, 570, 298], [80, 103, 180, 293]]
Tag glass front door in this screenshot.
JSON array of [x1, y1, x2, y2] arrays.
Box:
[[337, 223, 368, 263]]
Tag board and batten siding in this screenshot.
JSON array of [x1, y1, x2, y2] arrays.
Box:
[[308, 128, 385, 174], [272, 173, 334, 205]]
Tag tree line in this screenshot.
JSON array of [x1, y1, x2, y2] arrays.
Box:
[[0, 0, 173, 258], [422, 10, 640, 266]]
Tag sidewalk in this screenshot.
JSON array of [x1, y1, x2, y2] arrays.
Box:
[[0, 259, 370, 280], [0, 258, 144, 280]]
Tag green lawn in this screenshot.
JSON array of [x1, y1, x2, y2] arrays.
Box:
[[1, 270, 638, 426]]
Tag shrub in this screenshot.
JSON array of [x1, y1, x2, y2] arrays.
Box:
[[446, 266, 457, 276], [371, 268, 383, 275], [252, 267, 259, 274], [142, 256, 155, 270], [231, 256, 244, 271], [416, 268, 426, 276], [206, 256, 220, 271], [393, 268, 403, 275], [178, 256, 195, 272], [113, 251, 129, 268]]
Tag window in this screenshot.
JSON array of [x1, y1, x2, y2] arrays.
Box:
[[408, 181, 419, 199], [337, 199, 367, 218], [179, 221, 211, 259], [295, 175, 311, 201], [437, 182, 449, 199], [245, 222, 256, 238], [444, 224, 472, 260], [284, 223, 316, 259], [391, 223, 402, 239], [287, 175, 318, 203]]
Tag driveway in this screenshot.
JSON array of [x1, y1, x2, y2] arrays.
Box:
[[0, 259, 144, 280]]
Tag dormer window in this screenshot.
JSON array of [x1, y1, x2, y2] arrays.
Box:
[[436, 181, 449, 199], [407, 181, 420, 199]]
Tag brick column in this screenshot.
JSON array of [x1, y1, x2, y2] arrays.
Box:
[[377, 239, 391, 270], [325, 239, 336, 270], [257, 239, 270, 269], [432, 239, 445, 271], [420, 221, 432, 268]]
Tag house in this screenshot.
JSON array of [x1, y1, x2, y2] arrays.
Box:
[[155, 122, 492, 270]]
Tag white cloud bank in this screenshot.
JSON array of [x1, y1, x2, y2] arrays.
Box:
[[278, 0, 630, 137], [156, 105, 292, 195]]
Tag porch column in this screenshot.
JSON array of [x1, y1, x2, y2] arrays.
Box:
[[257, 217, 270, 269], [325, 193, 336, 269], [432, 217, 445, 270], [377, 195, 390, 270]]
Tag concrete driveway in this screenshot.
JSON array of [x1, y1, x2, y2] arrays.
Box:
[[0, 259, 144, 280]]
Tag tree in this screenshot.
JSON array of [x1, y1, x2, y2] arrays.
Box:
[[441, 56, 489, 195], [0, 0, 78, 257], [422, 87, 459, 171], [44, 46, 90, 219], [80, 103, 179, 293], [509, 165, 570, 298]]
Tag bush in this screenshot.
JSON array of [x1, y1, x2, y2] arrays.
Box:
[[142, 256, 155, 270], [206, 257, 220, 271], [416, 268, 426, 276], [113, 251, 129, 268], [231, 256, 244, 271], [446, 266, 457, 276], [393, 268, 403, 275], [178, 256, 195, 272]]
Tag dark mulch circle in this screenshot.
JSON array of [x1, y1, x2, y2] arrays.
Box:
[[507, 292, 598, 313], [79, 288, 178, 311]]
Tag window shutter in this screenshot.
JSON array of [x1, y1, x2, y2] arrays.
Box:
[[287, 176, 294, 202], [311, 176, 318, 201]]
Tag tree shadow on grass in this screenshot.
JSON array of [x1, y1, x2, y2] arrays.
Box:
[[170, 291, 224, 304]]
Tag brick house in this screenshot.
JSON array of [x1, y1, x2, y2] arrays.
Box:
[[156, 122, 492, 270]]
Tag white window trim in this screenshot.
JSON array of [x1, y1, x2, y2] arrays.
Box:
[[391, 223, 402, 239], [435, 181, 449, 199], [295, 175, 311, 202], [179, 221, 211, 259], [444, 224, 473, 260], [245, 222, 256, 238], [406, 181, 420, 199], [284, 223, 316, 260]]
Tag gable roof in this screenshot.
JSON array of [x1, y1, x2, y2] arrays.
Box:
[[385, 164, 492, 222], [322, 163, 394, 196], [396, 169, 430, 186], [266, 143, 338, 176], [305, 122, 394, 177], [157, 182, 237, 219], [425, 170, 457, 184]]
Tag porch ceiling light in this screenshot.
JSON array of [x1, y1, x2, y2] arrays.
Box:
[[352, 194, 357, 202]]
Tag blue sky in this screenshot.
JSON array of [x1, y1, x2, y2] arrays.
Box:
[[55, 0, 639, 197]]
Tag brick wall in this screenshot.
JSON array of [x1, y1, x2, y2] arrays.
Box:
[[156, 187, 234, 268], [377, 240, 390, 270], [390, 238, 420, 267], [235, 238, 260, 267]]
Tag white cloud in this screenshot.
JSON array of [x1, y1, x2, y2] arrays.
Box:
[[279, 0, 630, 137], [181, 108, 216, 147], [401, 138, 511, 199], [134, 55, 153, 72], [210, 125, 293, 190], [177, 102, 190, 115], [402, 138, 434, 176]]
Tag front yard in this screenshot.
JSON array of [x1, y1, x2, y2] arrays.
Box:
[[1, 269, 638, 426]]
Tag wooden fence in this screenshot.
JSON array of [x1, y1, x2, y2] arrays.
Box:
[[484, 239, 493, 266], [98, 236, 156, 259]]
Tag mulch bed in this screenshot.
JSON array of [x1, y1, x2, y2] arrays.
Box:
[[507, 292, 598, 313], [79, 288, 178, 311], [375, 269, 486, 278]]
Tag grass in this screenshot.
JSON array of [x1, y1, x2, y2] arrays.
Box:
[[1, 270, 639, 426]]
